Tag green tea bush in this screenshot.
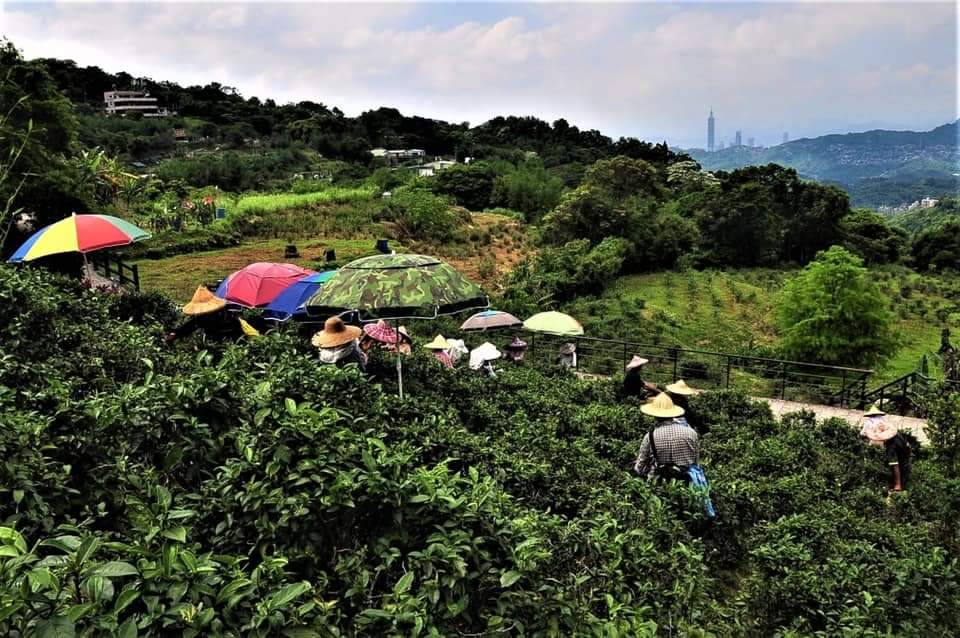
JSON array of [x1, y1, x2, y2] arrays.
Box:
[[2, 265, 960, 635]]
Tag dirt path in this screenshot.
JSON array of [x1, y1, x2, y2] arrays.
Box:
[[762, 398, 929, 445]]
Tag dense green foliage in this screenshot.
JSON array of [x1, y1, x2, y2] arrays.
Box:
[[2, 266, 960, 635], [912, 220, 960, 272], [533, 156, 861, 278], [0, 42, 89, 252], [775, 246, 897, 367], [381, 185, 463, 242], [840, 209, 908, 264], [504, 237, 630, 309]]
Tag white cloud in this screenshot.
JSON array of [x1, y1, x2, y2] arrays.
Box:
[[1, 1, 955, 147]]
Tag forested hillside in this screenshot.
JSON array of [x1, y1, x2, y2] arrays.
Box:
[[688, 122, 959, 208]]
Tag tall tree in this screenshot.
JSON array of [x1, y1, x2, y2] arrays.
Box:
[[0, 41, 85, 253], [775, 246, 896, 367]]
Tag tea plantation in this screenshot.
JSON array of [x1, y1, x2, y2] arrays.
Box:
[[2, 264, 960, 636]]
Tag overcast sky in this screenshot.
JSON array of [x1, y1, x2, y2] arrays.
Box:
[[2, 1, 957, 148]]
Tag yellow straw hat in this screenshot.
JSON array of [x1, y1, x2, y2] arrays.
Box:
[[424, 335, 451, 350], [183, 286, 226, 316], [641, 393, 685, 418], [665, 379, 697, 396], [311, 316, 362, 349], [863, 404, 886, 417]]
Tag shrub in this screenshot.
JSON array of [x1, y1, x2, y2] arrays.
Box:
[[3, 266, 960, 636]]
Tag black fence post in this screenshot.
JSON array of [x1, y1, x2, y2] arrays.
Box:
[[725, 356, 732, 389], [623, 341, 628, 373], [132, 263, 140, 292], [672, 349, 679, 382], [840, 368, 847, 407], [780, 362, 788, 399]]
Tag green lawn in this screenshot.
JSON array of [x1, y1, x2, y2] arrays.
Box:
[[134, 238, 398, 302]]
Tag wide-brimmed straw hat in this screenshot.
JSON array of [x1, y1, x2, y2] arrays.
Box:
[[863, 419, 898, 442], [505, 336, 528, 350], [626, 355, 649, 370], [641, 393, 685, 418], [312, 316, 362, 349], [424, 335, 451, 350], [363, 320, 400, 344], [183, 286, 226, 316], [864, 404, 886, 417], [665, 379, 697, 396], [469, 342, 502, 369], [559, 342, 577, 355]]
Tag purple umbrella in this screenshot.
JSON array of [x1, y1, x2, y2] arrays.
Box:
[[460, 310, 523, 332]]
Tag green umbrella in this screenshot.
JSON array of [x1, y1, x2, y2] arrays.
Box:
[[523, 311, 584, 336], [306, 254, 489, 398], [306, 254, 488, 321]]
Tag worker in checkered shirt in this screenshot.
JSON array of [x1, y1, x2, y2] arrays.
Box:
[[633, 393, 700, 481]]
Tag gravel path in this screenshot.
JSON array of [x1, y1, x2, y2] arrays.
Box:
[[762, 398, 929, 445]]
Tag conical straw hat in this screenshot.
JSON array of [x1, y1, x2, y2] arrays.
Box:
[[183, 286, 226, 316], [641, 393, 685, 418], [424, 335, 451, 350], [626, 355, 649, 370], [863, 404, 886, 417], [665, 379, 697, 396], [863, 419, 898, 442]]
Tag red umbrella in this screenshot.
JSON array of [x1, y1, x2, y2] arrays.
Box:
[[215, 262, 316, 308]]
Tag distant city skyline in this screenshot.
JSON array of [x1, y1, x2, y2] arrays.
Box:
[[2, 2, 956, 149], [702, 107, 787, 150]]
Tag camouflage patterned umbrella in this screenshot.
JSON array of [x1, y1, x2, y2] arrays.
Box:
[[306, 254, 488, 321], [306, 254, 488, 399]]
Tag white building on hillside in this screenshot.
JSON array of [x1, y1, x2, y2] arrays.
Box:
[[104, 90, 170, 117], [416, 159, 456, 177]]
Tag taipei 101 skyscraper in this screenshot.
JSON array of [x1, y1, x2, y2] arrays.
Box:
[[707, 108, 715, 152]]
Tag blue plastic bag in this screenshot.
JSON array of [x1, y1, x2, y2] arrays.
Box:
[[687, 464, 717, 520]]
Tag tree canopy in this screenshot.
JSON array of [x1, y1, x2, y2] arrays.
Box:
[[775, 246, 897, 367]]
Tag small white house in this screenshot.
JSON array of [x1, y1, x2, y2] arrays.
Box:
[[415, 160, 457, 177]]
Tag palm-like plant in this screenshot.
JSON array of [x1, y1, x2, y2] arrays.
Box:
[[69, 147, 140, 208], [0, 94, 32, 250]]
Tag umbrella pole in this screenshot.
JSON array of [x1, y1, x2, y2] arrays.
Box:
[[394, 318, 404, 400]]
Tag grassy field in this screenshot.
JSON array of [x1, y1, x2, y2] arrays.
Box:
[[134, 238, 396, 302], [232, 187, 377, 216], [569, 267, 954, 383]]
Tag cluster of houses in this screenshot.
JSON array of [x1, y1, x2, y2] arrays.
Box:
[[877, 197, 940, 214], [371, 148, 458, 177]]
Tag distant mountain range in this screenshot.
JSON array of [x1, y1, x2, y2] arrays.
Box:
[[686, 121, 959, 208]]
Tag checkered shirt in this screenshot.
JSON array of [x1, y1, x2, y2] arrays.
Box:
[[633, 419, 700, 478]]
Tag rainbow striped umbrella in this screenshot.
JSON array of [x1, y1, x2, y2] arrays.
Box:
[[8, 213, 150, 263]]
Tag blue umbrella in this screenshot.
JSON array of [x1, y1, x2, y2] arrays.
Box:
[[264, 271, 337, 321]]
